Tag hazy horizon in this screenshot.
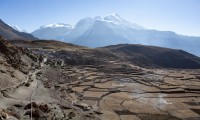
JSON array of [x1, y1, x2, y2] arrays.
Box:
[[0, 0, 200, 37]]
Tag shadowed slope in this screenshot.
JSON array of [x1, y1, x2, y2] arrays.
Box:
[[101, 44, 200, 69], [0, 19, 37, 40]]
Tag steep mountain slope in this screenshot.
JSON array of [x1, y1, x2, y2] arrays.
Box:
[[0, 19, 37, 40], [32, 23, 72, 40], [101, 44, 200, 69]]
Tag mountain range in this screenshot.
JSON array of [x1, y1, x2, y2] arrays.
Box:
[[1, 14, 200, 56], [31, 14, 200, 56]]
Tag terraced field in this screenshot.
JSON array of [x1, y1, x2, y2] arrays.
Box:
[[1, 39, 200, 119], [39, 61, 200, 120]]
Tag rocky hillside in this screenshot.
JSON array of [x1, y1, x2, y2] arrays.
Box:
[[14, 40, 116, 66], [12, 40, 200, 69], [101, 44, 200, 69], [0, 36, 24, 69], [0, 37, 100, 120], [0, 36, 27, 90], [0, 19, 37, 40]]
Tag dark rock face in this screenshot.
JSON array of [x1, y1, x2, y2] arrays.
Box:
[[39, 104, 49, 113], [24, 102, 50, 119], [0, 111, 7, 119], [24, 102, 38, 110], [24, 110, 40, 119], [68, 111, 76, 119]]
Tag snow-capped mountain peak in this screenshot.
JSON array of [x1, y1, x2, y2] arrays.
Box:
[[103, 13, 145, 29], [12, 25, 22, 31], [73, 14, 145, 32], [32, 13, 146, 41], [40, 23, 72, 29], [94, 16, 104, 20], [104, 13, 124, 23], [9, 24, 28, 33], [32, 23, 73, 40]]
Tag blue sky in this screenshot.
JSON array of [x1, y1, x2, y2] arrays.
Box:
[[0, 0, 200, 36]]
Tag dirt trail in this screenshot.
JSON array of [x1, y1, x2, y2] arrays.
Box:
[[0, 69, 41, 108]]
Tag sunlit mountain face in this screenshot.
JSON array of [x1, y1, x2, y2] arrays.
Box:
[[31, 14, 200, 56]]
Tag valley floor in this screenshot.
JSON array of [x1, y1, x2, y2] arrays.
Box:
[[1, 60, 200, 120]]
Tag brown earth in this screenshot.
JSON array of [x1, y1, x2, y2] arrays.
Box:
[[1, 39, 200, 120]]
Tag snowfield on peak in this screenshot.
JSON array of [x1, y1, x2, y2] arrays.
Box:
[[32, 14, 145, 41], [9, 24, 28, 33], [40, 23, 72, 29], [32, 23, 73, 40]]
